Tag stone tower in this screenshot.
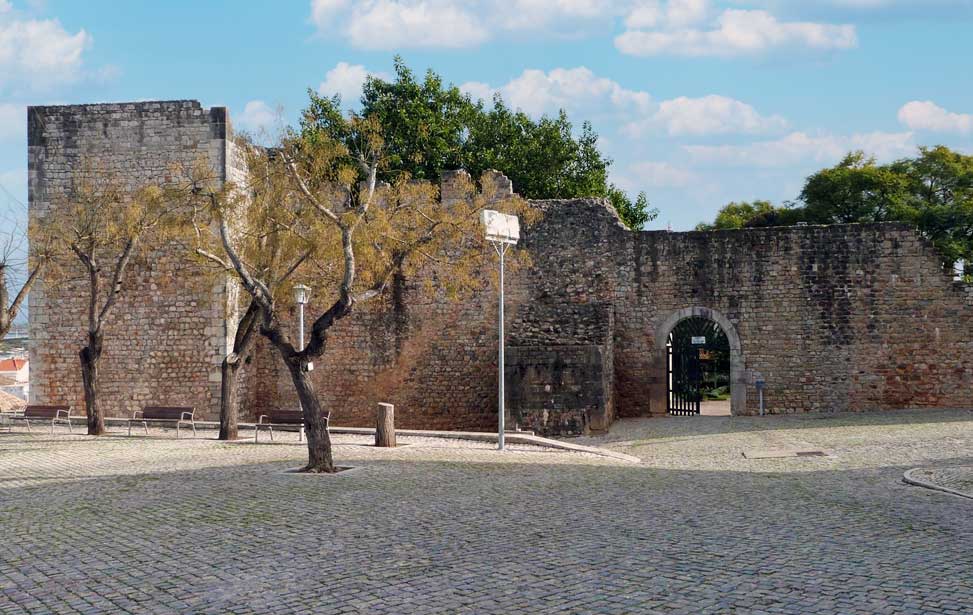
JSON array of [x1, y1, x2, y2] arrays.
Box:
[[28, 101, 243, 418]]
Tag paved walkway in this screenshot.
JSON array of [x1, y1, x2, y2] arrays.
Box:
[[1, 409, 972, 614]]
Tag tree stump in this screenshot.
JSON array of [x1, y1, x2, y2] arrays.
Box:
[[376, 403, 396, 448]]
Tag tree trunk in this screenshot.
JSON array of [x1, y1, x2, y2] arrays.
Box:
[[218, 301, 260, 441], [284, 356, 335, 473], [218, 357, 242, 440], [79, 330, 105, 436], [376, 403, 396, 448]]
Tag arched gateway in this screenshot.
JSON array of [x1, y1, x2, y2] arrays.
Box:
[[651, 307, 746, 417]]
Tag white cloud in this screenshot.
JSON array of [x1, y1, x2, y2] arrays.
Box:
[[344, 1, 487, 49], [465, 67, 784, 138], [0, 17, 91, 89], [625, 0, 710, 29], [309, 0, 625, 49], [685, 131, 914, 167], [498, 0, 612, 29], [0, 103, 22, 141], [484, 67, 653, 118], [665, 0, 709, 27], [616, 8, 857, 57], [235, 100, 278, 135], [310, 0, 350, 28], [636, 94, 787, 136], [897, 100, 973, 135], [0, 1, 11, 13], [317, 62, 387, 105], [630, 161, 699, 187], [459, 80, 495, 102]]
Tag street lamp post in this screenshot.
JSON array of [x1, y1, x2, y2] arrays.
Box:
[[481, 210, 520, 451], [293, 284, 311, 412], [293, 284, 311, 351]]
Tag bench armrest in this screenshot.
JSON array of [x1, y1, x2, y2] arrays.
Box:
[[55, 409, 71, 419], [257, 415, 269, 424], [181, 411, 194, 421], [132, 410, 143, 419]]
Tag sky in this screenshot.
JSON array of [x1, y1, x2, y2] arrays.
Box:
[[1, 0, 972, 234]]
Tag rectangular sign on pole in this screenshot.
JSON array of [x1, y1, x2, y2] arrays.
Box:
[[481, 210, 520, 244]]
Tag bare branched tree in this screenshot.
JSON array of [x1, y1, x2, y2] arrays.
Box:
[[188, 105, 534, 472], [0, 215, 50, 339], [44, 162, 185, 435]]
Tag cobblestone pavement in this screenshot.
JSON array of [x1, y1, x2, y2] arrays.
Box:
[[1, 409, 972, 614]]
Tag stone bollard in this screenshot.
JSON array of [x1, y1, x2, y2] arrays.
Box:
[[375, 403, 396, 448]]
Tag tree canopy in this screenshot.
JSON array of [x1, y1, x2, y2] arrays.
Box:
[[302, 57, 654, 230], [695, 146, 973, 276]]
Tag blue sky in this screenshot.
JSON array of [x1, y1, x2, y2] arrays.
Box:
[[1, 0, 972, 232]]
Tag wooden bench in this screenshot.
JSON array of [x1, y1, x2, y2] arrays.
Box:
[[16, 405, 73, 434], [129, 406, 196, 438], [254, 410, 310, 443]]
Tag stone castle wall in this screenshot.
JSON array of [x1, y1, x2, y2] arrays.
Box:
[[27, 101, 973, 433], [28, 101, 232, 418]]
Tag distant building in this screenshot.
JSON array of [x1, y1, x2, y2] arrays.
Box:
[[0, 357, 29, 400]]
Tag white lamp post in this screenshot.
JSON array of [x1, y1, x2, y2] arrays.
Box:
[[293, 284, 311, 351], [293, 284, 312, 414], [481, 210, 520, 451]]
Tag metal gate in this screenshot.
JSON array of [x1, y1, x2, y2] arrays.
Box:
[[667, 338, 702, 416]]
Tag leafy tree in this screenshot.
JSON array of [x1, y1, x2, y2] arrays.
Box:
[[352, 57, 470, 181], [609, 187, 658, 230], [464, 100, 611, 200], [696, 200, 778, 231], [799, 152, 908, 224], [889, 146, 973, 274], [191, 102, 535, 473], [311, 57, 644, 221], [695, 146, 973, 276]]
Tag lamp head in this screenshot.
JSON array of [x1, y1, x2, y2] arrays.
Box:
[[293, 283, 311, 305]]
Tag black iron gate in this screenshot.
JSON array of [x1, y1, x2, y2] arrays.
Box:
[[667, 341, 702, 415]]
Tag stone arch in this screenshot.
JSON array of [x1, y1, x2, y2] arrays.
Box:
[[650, 306, 746, 416]]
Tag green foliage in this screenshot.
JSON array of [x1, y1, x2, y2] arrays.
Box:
[[799, 152, 907, 224], [357, 57, 470, 181], [695, 146, 973, 276], [887, 146, 973, 272], [695, 200, 778, 230], [302, 56, 643, 220], [609, 187, 658, 230]]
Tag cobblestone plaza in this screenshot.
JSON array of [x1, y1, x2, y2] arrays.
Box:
[[1, 410, 972, 614]]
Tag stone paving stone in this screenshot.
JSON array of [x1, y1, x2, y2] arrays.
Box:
[[1, 410, 972, 613]]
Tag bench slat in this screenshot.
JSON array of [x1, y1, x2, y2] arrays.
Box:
[[142, 406, 194, 420], [24, 405, 70, 419], [262, 410, 304, 425], [259, 410, 330, 425]]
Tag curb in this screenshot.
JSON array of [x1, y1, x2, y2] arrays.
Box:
[[326, 427, 642, 464], [903, 468, 973, 500]]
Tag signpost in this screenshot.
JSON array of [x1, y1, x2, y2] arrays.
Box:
[[481, 210, 520, 451]]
